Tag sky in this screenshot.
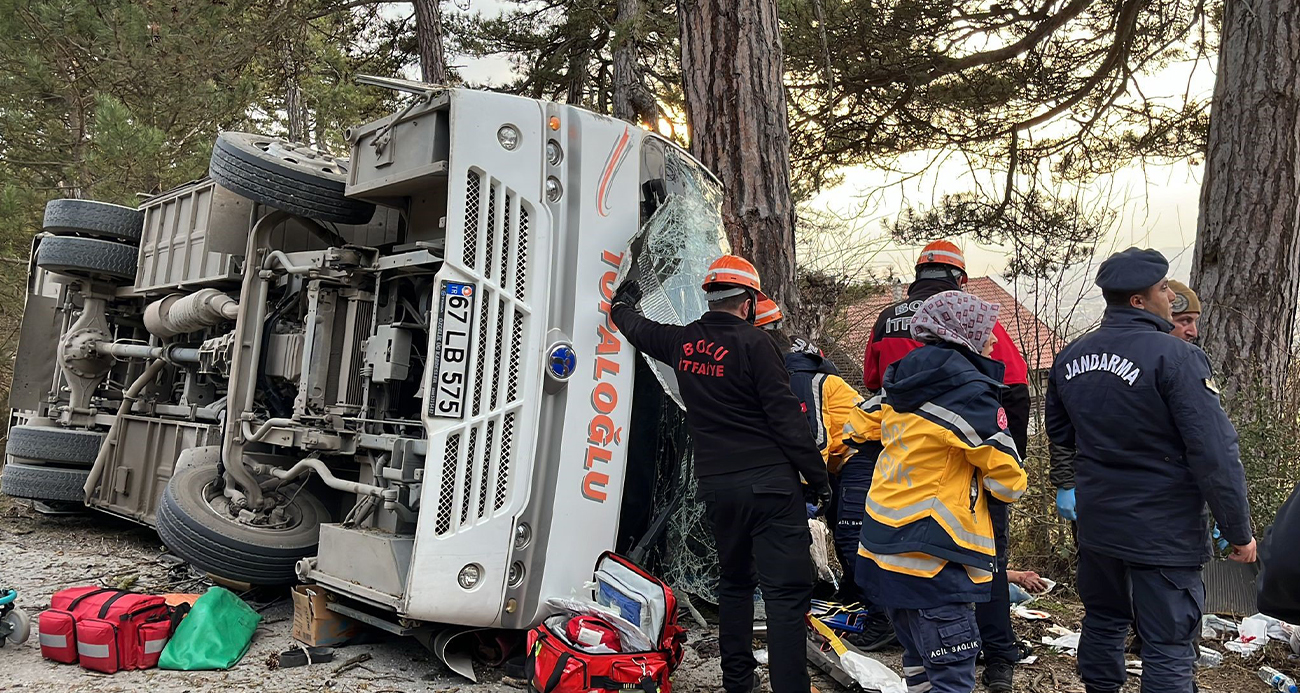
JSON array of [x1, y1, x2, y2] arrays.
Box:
[[444, 0, 1213, 283]]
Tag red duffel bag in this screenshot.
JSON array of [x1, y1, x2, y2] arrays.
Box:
[[40, 587, 173, 673], [527, 553, 685, 693]]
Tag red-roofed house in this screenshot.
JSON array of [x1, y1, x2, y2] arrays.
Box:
[[829, 277, 1065, 402]]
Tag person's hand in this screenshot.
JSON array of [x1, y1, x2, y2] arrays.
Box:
[[1211, 524, 1230, 552], [612, 279, 643, 310], [813, 483, 833, 518], [1055, 488, 1077, 521], [1228, 538, 1257, 564], [1009, 570, 1050, 594]]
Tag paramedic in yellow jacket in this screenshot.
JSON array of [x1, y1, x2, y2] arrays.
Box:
[[755, 300, 863, 474], [843, 290, 1027, 693]]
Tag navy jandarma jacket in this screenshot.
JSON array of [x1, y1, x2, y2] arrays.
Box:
[[844, 342, 1027, 608], [1045, 307, 1252, 566]]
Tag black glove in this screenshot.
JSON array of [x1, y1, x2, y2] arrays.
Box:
[[612, 278, 643, 310], [814, 483, 833, 518]]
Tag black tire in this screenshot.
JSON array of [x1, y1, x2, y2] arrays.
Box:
[[209, 132, 375, 225], [1, 461, 89, 502], [6, 425, 104, 466], [156, 464, 328, 585], [43, 199, 144, 243], [36, 235, 137, 284]]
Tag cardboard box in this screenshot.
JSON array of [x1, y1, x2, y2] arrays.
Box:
[[291, 585, 363, 646]]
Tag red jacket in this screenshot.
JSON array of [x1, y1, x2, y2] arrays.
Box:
[[862, 279, 1029, 392]]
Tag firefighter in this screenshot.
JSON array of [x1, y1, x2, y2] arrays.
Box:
[[611, 256, 831, 693], [1045, 248, 1255, 693], [844, 290, 1028, 693], [851, 241, 1029, 684], [755, 297, 784, 331]]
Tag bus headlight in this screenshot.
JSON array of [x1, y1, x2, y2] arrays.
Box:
[[545, 177, 563, 202], [546, 140, 563, 166], [458, 564, 482, 590], [497, 125, 520, 151]]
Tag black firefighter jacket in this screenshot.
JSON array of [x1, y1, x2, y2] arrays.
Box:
[[611, 306, 829, 489]]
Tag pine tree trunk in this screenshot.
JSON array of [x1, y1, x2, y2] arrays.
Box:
[[678, 0, 800, 316], [567, 47, 589, 105], [284, 41, 307, 143], [1191, 0, 1300, 402], [613, 0, 654, 125], [413, 0, 448, 84]]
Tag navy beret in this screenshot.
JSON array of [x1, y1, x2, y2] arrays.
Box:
[[1095, 247, 1169, 292]]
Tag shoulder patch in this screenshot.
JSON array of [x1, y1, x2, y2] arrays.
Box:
[[997, 407, 1008, 430], [1204, 378, 1220, 395]]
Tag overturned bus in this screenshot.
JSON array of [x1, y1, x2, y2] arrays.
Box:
[[2, 78, 724, 631]]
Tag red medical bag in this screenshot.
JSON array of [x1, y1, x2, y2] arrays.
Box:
[[527, 553, 686, 693], [39, 586, 173, 673]]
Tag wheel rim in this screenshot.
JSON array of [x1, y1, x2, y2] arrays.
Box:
[[201, 479, 309, 532], [242, 135, 351, 179]]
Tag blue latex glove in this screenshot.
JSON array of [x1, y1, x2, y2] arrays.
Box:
[[1211, 524, 1229, 552], [1056, 488, 1077, 521]]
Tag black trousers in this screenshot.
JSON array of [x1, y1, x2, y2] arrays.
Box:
[[699, 465, 814, 693], [1076, 548, 1203, 693], [975, 500, 1017, 665]]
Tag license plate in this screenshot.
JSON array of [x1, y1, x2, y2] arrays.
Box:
[[430, 281, 476, 419]]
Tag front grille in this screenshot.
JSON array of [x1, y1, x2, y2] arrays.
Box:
[[436, 434, 461, 535], [485, 186, 498, 281], [463, 172, 481, 268], [433, 171, 537, 534], [471, 297, 490, 416], [478, 420, 496, 520], [461, 428, 479, 525], [500, 194, 513, 292], [496, 413, 514, 511], [490, 299, 506, 409], [516, 208, 529, 300], [507, 315, 522, 402]]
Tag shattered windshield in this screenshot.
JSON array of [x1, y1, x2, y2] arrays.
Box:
[[619, 137, 729, 408]]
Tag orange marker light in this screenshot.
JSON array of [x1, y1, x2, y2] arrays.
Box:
[[549, 116, 561, 131]]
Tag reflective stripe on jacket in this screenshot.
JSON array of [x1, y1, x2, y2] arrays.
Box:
[[786, 351, 863, 473], [844, 343, 1027, 586], [861, 278, 1029, 392]]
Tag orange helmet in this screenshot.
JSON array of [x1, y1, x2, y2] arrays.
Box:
[[754, 298, 783, 327], [702, 255, 769, 301], [916, 240, 966, 272]]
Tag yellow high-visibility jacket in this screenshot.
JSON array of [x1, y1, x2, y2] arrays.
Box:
[[819, 374, 863, 473], [785, 350, 863, 474], [843, 343, 1027, 586]]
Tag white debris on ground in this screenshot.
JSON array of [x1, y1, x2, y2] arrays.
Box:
[[7, 492, 1283, 693]]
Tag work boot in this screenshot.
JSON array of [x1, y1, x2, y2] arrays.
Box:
[[845, 612, 898, 652], [982, 660, 1014, 692]]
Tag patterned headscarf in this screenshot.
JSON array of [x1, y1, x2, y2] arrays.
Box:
[[910, 290, 1001, 353], [789, 337, 821, 356]]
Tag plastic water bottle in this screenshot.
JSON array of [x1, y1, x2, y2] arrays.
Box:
[[1195, 646, 1222, 668], [1257, 666, 1298, 692]]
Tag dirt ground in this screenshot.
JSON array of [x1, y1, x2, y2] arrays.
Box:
[[1, 494, 1296, 692]]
